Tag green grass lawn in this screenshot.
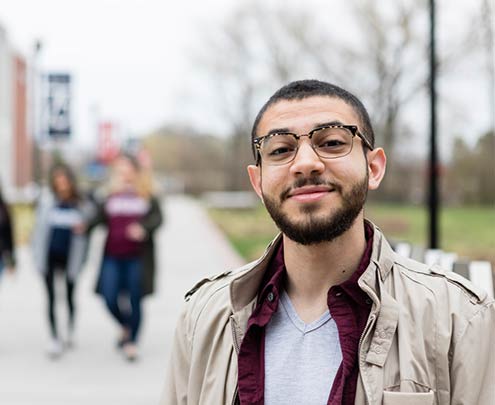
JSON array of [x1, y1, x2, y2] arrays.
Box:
[[208, 203, 495, 267], [11, 203, 35, 245], [208, 205, 278, 261]]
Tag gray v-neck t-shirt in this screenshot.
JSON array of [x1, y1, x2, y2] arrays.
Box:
[[264, 291, 342, 405]]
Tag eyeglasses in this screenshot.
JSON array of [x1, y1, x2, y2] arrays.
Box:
[[253, 124, 373, 166]]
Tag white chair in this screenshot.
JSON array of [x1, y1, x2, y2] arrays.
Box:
[[394, 242, 412, 258], [439, 252, 459, 272], [424, 249, 443, 267], [468, 261, 494, 299]]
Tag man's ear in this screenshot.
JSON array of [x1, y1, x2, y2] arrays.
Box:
[[247, 164, 263, 198], [367, 148, 387, 190]]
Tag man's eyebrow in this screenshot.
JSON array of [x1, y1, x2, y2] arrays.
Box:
[[265, 127, 291, 136], [313, 120, 345, 128], [262, 120, 348, 137]]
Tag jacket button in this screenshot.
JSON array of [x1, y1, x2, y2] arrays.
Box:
[[267, 292, 274, 302], [365, 298, 372, 305]]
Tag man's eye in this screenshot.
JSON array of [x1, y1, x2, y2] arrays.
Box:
[[319, 139, 345, 148], [269, 147, 294, 156]]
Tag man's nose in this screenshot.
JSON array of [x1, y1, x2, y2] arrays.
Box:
[[289, 139, 325, 176]]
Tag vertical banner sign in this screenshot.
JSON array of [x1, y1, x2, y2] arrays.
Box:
[[47, 73, 71, 138], [98, 121, 120, 163]]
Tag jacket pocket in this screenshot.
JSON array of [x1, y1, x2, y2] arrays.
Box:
[[383, 390, 434, 405]]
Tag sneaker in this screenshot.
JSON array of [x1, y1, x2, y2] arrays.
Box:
[[65, 329, 75, 349], [117, 327, 131, 349], [47, 338, 64, 359], [122, 342, 138, 362]]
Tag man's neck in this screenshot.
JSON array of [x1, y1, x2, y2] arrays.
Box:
[[282, 219, 368, 323]]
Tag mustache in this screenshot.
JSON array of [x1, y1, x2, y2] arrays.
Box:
[[280, 177, 342, 201]]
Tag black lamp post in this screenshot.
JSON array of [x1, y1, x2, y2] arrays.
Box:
[[32, 40, 43, 185], [428, 0, 439, 249]]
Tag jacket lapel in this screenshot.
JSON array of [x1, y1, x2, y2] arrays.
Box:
[[365, 289, 399, 367]]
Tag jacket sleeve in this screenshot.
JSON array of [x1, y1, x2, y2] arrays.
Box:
[[85, 202, 106, 233], [30, 196, 50, 271], [160, 302, 192, 405], [141, 196, 163, 235], [449, 300, 495, 405]]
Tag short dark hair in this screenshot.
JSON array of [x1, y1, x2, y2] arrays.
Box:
[[251, 79, 375, 160]]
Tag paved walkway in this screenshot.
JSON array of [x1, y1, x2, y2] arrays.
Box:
[[0, 195, 245, 405]]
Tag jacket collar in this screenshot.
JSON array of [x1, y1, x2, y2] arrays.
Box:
[[360, 221, 400, 368], [229, 221, 397, 313], [229, 221, 400, 370], [229, 233, 282, 313], [369, 220, 396, 282]]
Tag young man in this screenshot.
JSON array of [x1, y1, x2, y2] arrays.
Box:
[[162, 80, 495, 404]]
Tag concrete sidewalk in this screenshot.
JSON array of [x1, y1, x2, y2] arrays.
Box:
[[0, 195, 245, 405]]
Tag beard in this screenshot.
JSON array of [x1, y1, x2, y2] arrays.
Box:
[[262, 172, 369, 245]]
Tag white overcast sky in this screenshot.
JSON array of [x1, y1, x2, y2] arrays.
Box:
[[1, 0, 238, 148], [0, 0, 492, 154]]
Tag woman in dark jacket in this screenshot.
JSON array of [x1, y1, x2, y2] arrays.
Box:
[[0, 187, 15, 277], [88, 153, 163, 361]]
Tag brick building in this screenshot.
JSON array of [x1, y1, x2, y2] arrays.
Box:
[[0, 24, 34, 201]]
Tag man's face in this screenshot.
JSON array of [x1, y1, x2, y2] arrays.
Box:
[[248, 96, 383, 245]]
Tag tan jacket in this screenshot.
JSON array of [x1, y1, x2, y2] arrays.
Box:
[[162, 224, 495, 405]]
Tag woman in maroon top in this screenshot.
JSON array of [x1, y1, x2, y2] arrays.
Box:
[[88, 154, 163, 361]]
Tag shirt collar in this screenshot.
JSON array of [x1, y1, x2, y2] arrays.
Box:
[[257, 242, 286, 307], [256, 221, 374, 309]]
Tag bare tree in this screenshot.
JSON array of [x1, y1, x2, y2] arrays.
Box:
[[481, 0, 495, 131], [192, 1, 338, 189], [191, 0, 486, 195]]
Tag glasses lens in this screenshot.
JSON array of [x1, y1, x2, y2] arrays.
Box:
[[261, 134, 298, 164], [312, 127, 353, 158]]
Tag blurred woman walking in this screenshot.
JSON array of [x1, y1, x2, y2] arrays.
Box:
[[88, 154, 163, 361], [0, 187, 16, 279], [32, 163, 89, 358]]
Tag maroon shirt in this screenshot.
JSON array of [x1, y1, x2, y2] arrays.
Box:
[[104, 192, 149, 258], [237, 223, 374, 405]]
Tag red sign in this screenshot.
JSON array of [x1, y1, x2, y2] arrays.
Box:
[[98, 121, 120, 163]]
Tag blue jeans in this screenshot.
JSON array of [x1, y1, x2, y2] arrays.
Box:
[[100, 256, 142, 343]]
